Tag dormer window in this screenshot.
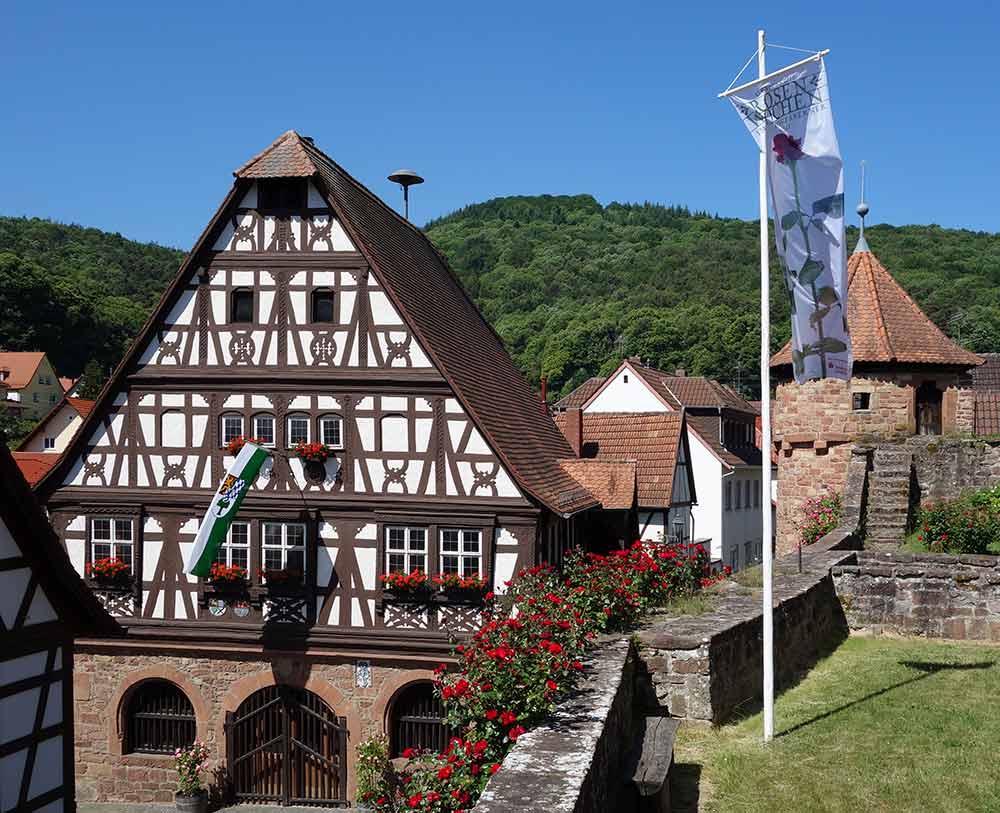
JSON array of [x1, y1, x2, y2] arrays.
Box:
[[231, 288, 254, 323]]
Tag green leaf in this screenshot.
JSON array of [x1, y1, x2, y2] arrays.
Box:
[[781, 211, 801, 230], [814, 338, 848, 353], [816, 286, 839, 306], [799, 259, 824, 285], [812, 194, 844, 218]]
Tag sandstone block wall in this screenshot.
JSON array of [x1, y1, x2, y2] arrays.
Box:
[[73, 649, 434, 805], [832, 550, 1000, 640], [908, 436, 1000, 504]]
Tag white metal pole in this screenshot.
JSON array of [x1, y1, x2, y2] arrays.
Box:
[[758, 27, 775, 743]]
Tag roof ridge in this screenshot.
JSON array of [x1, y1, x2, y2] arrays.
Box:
[[863, 252, 896, 360], [233, 130, 311, 177]]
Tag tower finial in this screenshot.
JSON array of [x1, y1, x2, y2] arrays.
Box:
[[853, 160, 870, 254]]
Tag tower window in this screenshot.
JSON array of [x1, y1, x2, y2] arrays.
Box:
[[258, 178, 306, 210], [852, 392, 871, 411]]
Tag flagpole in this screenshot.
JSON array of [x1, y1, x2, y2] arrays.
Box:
[[757, 27, 776, 743]]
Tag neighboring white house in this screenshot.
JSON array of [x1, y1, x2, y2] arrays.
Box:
[[556, 359, 774, 571], [17, 397, 95, 454]]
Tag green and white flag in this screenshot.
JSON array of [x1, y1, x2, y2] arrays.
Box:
[[185, 442, 270, 577]]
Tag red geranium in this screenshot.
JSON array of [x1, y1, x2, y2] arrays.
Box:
[[381, 570, 429, 594], [85, 557, 130, 581], [208, 562, 248, 584], [294, 441, 332, 463]]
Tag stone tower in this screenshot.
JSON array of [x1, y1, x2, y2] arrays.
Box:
[[770, 235, 981, 552]]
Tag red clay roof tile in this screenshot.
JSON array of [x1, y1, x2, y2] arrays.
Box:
[[558, 458, 636, 510]]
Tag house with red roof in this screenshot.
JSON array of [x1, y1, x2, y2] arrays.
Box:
[[17, 396, 95, 454], [555, 359, 770, 570], [0, 351, 66, 419]]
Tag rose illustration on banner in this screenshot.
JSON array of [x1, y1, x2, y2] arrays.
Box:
[[772, 133, 804, 164]]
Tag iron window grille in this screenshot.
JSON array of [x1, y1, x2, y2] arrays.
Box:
[[124, 680, 196, 755], [390, 682, 451, 758]]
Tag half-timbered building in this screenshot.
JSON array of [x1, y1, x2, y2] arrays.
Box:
[[0, 445, 117, 813], [35, 131, 598, 806]]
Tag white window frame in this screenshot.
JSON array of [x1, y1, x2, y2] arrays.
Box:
[[43, 436, 56, 450], [252, 414, 276, 447], [261, 522, 306, 575], [214, 521, 250, 570], [221, 413, 244, 445], [439, 529, 482, 577], [90, 517, 134, 573], [319, 414, 344, 449], [287, 414, 310, 447], [384, 526, 427, 574]]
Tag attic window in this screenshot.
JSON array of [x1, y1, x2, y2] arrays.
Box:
[[312, 289, 335, 323], [231, 289, 254, 323], [258, 178, 306, 210], [623, 374, 629, 383], [852, 392, 871, 411]]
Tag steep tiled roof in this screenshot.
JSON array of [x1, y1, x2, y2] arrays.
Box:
[[59, 376, 78, 393], [234, 130, 317, 178], [0, 352, 45, 390], [771, 249, 982, 370], [67, 397, 96, 418], [686, 414, 763, 468], [627, 363, 756, 413], [558, 459, 636, 510], [12, 452, 59, 487], [970, 354, 1000, 392], [555, 411, 686, 507], [554, 377, 606, 411]]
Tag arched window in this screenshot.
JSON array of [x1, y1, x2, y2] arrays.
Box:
[[380, 414, 408, 453], [319, 414, 343, 449], [124, 680, 196, 755], [231, 288, 254, 323], [221, 413, 244, 446], [311, 288, 335, 323], [389, 682, 450, 758]]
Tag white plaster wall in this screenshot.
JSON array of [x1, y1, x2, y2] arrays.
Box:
[[586, 367, 667, 413], [721, 467, 765, 571], [21, 403, 82, 453], [687, 430, 724, 560], [638, 510, 666, 542]]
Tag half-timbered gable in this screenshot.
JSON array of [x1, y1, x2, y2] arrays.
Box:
[[35, 131, 599, 806], [0, 446, 117, 812]]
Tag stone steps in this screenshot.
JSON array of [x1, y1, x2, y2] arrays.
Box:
[[866, 447, 914, 545]]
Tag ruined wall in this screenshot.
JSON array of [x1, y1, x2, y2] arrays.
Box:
[[833, 550, 1000, 640]]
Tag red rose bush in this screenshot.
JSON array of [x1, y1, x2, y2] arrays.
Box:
[[359, 539, 715, 812]]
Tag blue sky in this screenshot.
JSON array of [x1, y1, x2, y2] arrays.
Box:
[[2, 1, 996, 249]]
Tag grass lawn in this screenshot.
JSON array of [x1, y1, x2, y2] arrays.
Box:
[[673, 637, 1000, 812]]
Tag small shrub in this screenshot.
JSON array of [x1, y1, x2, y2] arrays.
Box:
[[799, 490, 842, 546], [355, 734, 395, 809], [175, 742, 210, 797], [917, 484, 1000, 555]]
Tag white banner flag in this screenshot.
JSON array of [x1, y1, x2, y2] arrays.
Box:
[[730, 57, 852, 382]]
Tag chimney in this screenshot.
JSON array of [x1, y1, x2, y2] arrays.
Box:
[[674, 368, 686, 377], [628, 355, 641, 364], [540, 375, 548, 414], [564, 407, 583, 457]]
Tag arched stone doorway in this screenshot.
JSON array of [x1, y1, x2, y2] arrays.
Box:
[[226, 685, 347, 806]]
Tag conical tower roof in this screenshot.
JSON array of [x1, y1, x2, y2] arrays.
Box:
[[771, 243, 982, 370]]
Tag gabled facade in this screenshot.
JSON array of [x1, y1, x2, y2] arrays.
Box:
[[559, 358, 770, 569], [0, 445, 117, 813], [0, 352, 65, 420], [35, 131, 596, 806]]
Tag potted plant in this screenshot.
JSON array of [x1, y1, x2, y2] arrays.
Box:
[[208, 562, 248, 587], [381, 570, 431, 601], [433, 572, 489, 603], [85, 556, 131, 587], [260, 567, 304, 593], [174, 741, 210, 812], [293, 441, 333, 464]]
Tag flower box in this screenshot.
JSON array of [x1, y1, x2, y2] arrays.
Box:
[[293, 441, 333, 464], [433, 573, 489, 604], [207, 563, 249, 589], [86, 557, 132, 587], [225, 436, 268, 456], [381, 570, 432, 601]]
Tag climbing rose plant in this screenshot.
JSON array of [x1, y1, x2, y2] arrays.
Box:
[[799, 490, 842, 546], [358, 539, 715, 811], [175, 741, 210, 796]]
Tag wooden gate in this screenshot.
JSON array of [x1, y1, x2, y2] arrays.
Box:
[[226, 685, 348, 806]]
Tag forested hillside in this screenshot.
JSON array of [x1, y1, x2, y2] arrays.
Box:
[[1, 200, 998, 402], [425, 196, 1000, 399]]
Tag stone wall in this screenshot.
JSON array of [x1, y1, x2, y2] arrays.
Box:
[[474, 638, 637, 813], [73, 647, 435, 805], [638, 536, 855, 723], [908, 436, 1000, 504], [832, 550, 1000, 640]]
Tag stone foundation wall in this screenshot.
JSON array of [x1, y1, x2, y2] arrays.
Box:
[[73, 647, 435, 805], [832, 550, 1000, 640], [908, 436, 1000, 504], [638, 533, 856, 724]]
